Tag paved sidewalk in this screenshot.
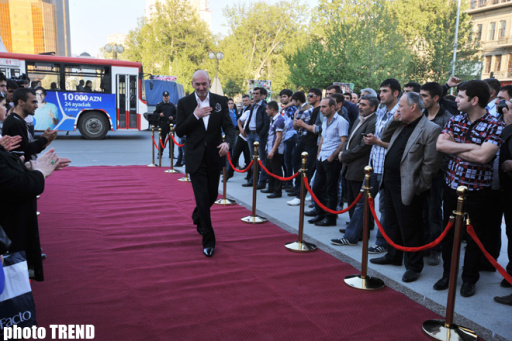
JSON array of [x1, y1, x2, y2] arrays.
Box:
[[211, 167, 510, 341]]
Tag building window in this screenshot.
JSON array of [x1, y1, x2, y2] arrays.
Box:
[[492, 0, 499, 3], [485, 56, 492, 73], [499, 21, 506, 39], [489, 22, 496, 40], [479, 0, 487, 6], [476, 24, 483, 41], [508, 54, 512, 77], [495, 55, 502, 72], [471, 0, 478, 8]]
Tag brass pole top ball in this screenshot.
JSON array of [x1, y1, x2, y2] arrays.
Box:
[[456, 186, 468, 198], [301, 152, 308, 159], [254, 141, 259, 147], [364, 166, 373, 175]]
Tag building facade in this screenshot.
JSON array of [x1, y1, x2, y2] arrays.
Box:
[[468, 0, 512, 85], [0, 0, 71, 56]]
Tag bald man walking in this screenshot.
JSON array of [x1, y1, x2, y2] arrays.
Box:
[[176, 70, 236, 257]]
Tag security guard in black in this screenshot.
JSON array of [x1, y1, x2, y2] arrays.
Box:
[[153, 91, 177, 157]]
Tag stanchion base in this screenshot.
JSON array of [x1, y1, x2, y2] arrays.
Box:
[[37, 211, 40, 216], [147, 163, 157, 167], [344, 274, 385, 290], [214, 198, 236, 205], [36, 195, 40, 199], [422, 320, 477, 341], [164, 169, 180, 173], [284, 241, 317, 252], [178, 177, 191, 182], [241, 215, 267, 224]]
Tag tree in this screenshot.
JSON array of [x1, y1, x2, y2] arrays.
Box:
[[218, 1, 309, 96], [223, 78, 243, 98], [123, 0, 214, 93]]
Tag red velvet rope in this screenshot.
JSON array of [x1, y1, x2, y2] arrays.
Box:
[[159, 136, 169, 149], [171, 135, 185, 147], [368, 197, 454, 252], [151, 135, 159, 149], [258, 160, 299, 181], [303, 176, 361, 214], [227, 152, 253, 173], [466, 224, 512, 286]]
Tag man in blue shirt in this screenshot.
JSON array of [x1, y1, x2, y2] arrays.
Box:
[[262, 101, 286, 198]]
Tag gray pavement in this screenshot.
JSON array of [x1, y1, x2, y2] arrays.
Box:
[[48, 130, 511, 341]]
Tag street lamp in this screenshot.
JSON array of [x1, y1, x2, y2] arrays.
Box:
[[104, 44, 124, 60], [208, 51, 224, 79]]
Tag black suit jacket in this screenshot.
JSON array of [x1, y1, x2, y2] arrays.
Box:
[[246, 101, 269, 138], [176, 92, 236, 174], [2, 113, 48, 160], [341, 114, 377, 182]]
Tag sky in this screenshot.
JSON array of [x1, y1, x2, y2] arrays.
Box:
[[69, 0, 318, 57]]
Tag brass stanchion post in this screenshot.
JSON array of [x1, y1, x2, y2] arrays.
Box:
[[178, 172, 191, 182], [423, 186, 478, 341], [241, 141, 267, 223], [165, 124, 179, 173], [344, 166, 385, 290], [215, 134, 236, 205], [285, 152, 316, 252], [158, 128, 162, 167], [147, 125, 157, 167]]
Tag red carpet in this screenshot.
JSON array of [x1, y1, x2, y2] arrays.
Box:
[[33, 166, 440, 340]]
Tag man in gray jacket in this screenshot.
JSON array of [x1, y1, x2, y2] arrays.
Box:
[[370, 92, 442, 283]]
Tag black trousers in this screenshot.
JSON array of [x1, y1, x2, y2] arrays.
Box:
[[228, 136, 250, 176], [383, 175, 426, 273], [266, 153, 283, 194], [441, 186, 496, 284], [346, 180, 363, 218], [313, 159, 342, 221], [190, 150, 221, 248]]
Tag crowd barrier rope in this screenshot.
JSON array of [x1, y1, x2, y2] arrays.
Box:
[[171, 135, 185, 147], [227, 152, 253, 173], [368, 197, 453, 252], [151, 135, 160, 150], [466, 223, 512, 286], [159, 136, 170, 149], [303, 177, 362, 215], [258, 160, 299, 181]]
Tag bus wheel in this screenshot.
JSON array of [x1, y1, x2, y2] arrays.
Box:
[[78, 112, 109, 140]]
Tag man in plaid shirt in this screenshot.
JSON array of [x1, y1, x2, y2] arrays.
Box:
[[435, 80, 505, 297]]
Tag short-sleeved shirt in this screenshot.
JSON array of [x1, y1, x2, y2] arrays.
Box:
[[296, 104, 312, 137], [282, 105, 297, 141], [318, 113, 349, 161], [267, 114, 285, 154], [370, 103, 398, 174], [443, 111, 504, 190]]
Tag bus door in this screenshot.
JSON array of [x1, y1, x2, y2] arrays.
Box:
[[116, 74, 138, 129]]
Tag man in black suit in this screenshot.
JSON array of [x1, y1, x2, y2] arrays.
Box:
[[175, 70, 235, 257]]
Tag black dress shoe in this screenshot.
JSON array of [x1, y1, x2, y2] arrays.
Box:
[[41, 253, 47, 260], [196, 226, 204, 235], [304, 209, 318, 217], [242, 182, 253, 187], [494, 293, 512, 306], [402, 270, 421, 283], [256, 183, 266, 190], [267, 193, 281, 198], [287, 190, 299, 197], [314, 218, 336, 227], [433, 277, 449, 291], [339, 228, 346, 233], [460, 282, 475, 297], [261, 189, 273, 193], [308, 216, 323, 224], [370, 254, 402, 266], [203, 247, 214, 257]]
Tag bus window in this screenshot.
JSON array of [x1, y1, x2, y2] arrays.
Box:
[[26, 62, 59, 89], [63, 64, 109, 92]]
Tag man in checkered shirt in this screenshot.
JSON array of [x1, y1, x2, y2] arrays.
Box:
[[435, 80, 505, 298]]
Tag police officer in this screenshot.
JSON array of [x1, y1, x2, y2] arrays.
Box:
[[153, 91, 177, 158]]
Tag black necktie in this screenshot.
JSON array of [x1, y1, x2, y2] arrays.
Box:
[[246, 104, 258, 133]]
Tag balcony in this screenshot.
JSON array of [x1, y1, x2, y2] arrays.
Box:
[[467, 0, 512, 14], [482, 37, 512, 51]]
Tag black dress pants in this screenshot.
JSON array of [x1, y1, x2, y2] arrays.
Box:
[[383, 175, 426, 273], [190, 149, 221, 248], [266, 153, 283, 194], [441, 186, 496, 284], [313, 159, 342, 222]]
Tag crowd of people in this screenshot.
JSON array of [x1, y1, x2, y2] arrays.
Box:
[[217, 77, 512, 306], [0, 71, 70, 284]]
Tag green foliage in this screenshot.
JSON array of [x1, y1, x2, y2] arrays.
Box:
[[223, 78, 243, 98], [123, 0, 213, 93], [218, 1, 309, 94]]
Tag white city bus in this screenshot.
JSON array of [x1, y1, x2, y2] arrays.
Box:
[[0, 52, 148, 139]]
